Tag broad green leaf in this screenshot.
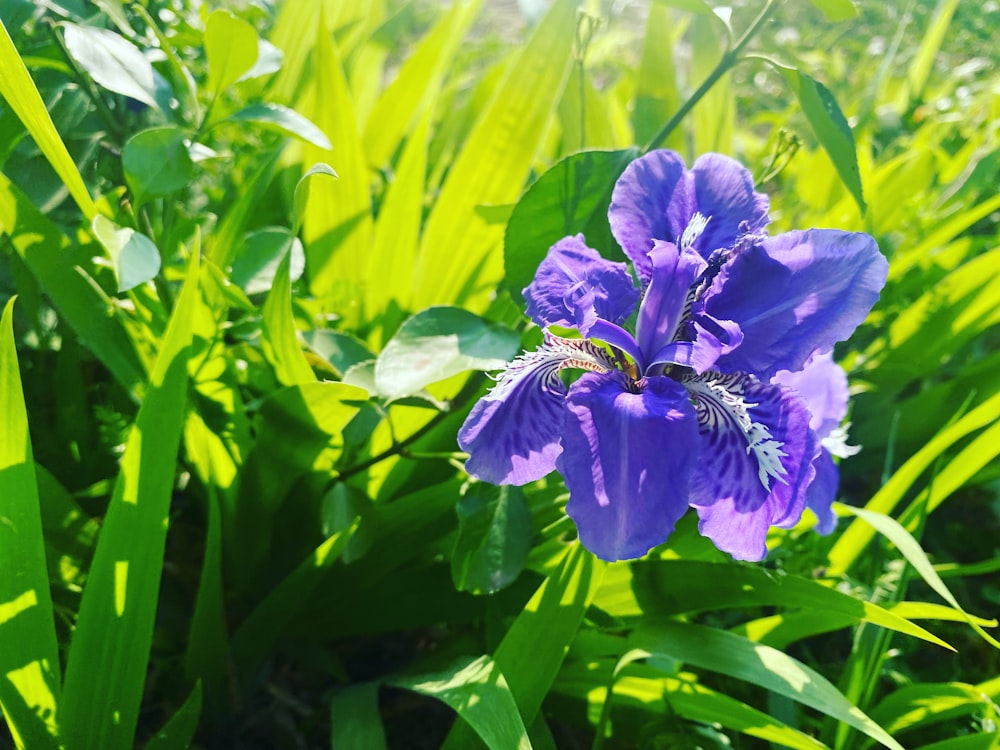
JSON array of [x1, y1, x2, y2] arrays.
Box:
[[806, 0, 857, 21], [631, 620, 904, 750], [239, 39, 283, 82], [62, 22, 160, 108], [362, 0, 482, 168], [143, 681, 202, 750], [630, 560, 952, 650], [60, 253, 199, 750], [260, 249, 316, 386], [374, 307, 520, 400], [229, 226, 305, 295], [504, 148, 639, 303], [0, 17, 97, 219], [914, 735, 1000, 750], [224, 103, 331, 149], [411, 0, 578, 310], [839, 505, 1000, 649], [91, 215, 161, 292], [634, 3, 683, 148], [122, 126, 195, 206], [0, 171, 146, 392], [690, 13, 733, 155], [204, 9, 259, 95], [329, 682, 388, 750], [772, 60, 866, 214], [0, 299, 61, 750], [870, 681, 991, 736], [452, 484, 533, 595], [391, 656, 531, 750], [442, 544, 605, 749], [302, 328, 374, 377]]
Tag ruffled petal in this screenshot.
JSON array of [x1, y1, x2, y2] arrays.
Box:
[[686, 374, 816, 561], [635, 241, 706, 366], [705, 229, 888, 379], [771, 350, 849, 438], [561, 371, 700, 561], [689, 153, 770, 258], [459, 333, 616, 485], [523, 234, 639, 336]]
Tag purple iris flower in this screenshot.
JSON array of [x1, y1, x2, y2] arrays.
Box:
[[458, 150, 888, 562]]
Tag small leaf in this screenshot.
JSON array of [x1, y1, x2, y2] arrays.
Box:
[[452, 485, 533, 595], [229, 226, 305, 295], [92, 215, 161, 292], [62, 23, 160, 108], [225, 103, 331, 149], [771, 61, 866, 214], [292, 162, 338, 236], [806, 0, 858, 21], [260, 250, 316, 386], [122, 126, 195, 205], [204, 9, 258, 94], [374, 307, 520, 400]]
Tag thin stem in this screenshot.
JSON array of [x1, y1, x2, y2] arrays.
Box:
[[643, 0, 779, 153]]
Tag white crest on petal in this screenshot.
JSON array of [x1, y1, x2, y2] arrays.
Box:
[[686, 373, 789, 490], [680, 212, 711, 251], [486, 330, 616, 401], [822, 422, 861, 458]]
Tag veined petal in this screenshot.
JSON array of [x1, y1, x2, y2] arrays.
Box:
[[459, 333, 616, 485], [609, 150, 769, 283], [686, 373, 816, 561], [561, 371, 699, 561], [771, 350, 849, 438], [635, 241, 706, 366], [523, 234, 639, 335], [705, 229, 888, 379]]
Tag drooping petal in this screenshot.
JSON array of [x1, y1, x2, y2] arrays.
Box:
[[608, 150, 769, 283], [459, 333, 616, 485], [704, 229, 888, 379], [561, 371, 700, 561], [635, 241, 706, 366], [686, 374, 816, 561], [771, 350, 849, 438], [803, 449, 839, 535], [523, 234, 639, 336]]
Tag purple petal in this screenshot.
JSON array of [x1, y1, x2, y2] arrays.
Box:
[[705, 229, 888, 379], [771, 350, 849, 438], [458, 334, 616, 485], [608, 150, 770, 283], [635, 241, 706, 366], [561, 371, 699, 561], [687, 374, 816, 561], [803, 449, 839, 535], [523, 234, 639, 335]]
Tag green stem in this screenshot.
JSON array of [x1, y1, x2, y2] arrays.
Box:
[[644, 0, 779, 153]]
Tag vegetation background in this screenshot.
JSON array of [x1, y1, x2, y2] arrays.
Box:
[[0, 0, 998, 748]]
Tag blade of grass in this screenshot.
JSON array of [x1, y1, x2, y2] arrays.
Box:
[[0, 298, 61, 750], [60, 252, 200, 750]]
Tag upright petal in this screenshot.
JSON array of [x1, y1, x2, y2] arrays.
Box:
[[523, 234, 639, 335], [689, 153, 770, 258], [635, 241, 706, 365], [561, 371, 700, 561], [705, 229, 888, 379], [686, 374, 816, 561], [459, 334, 616, 485]]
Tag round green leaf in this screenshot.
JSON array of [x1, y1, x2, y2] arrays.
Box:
[[122, 126, 195, 205], [91, 215, 161, 292]]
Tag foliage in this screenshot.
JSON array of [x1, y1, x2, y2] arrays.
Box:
[[0, 0, 998, 748]]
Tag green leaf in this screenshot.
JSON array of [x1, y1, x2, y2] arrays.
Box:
[[913, 735, 1000, 750], [631, 620, 905, 750], [60, 253, 199, 750], [291, 162, 338, 236], [374, 306, 520, 400], [143, 681, 202, 750], [411, 0, 579, 310], [392, 656, 531, 750], [123, 126, 195, 206], [330, 682, 388, 750], [0, 17, 97, 219], [652, 0, 715, 13], [773, 61, 866, 214], [634, 3, 683, 148], [870, 681, 991, 737], [504, 148, 639, 303], [690, 13, 734, 154], [452, 484, 533, 595], [204, 9, 259, 95], [224, 102, 331, 149], [91, 215, 161, 292], [0, 299, 61, 750], [806, 0, 858, 21], [904, 0, 960, 105], [260, 248, 316, 386], [229, 226, 305, 295], [62, 22, 161, 108]]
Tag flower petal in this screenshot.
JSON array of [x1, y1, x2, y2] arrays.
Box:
[[635, 241, 706, 365], [523, 234, 639, 335], [608, 150, 769, 283], [705, 229, 888, 379], [803, 448, 839, 535], [459, 334, 616, 485], [686, 374, 816, 561], [771, 350, 849, 438], [561, 371, 699, 561]]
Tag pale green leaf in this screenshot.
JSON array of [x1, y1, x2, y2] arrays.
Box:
[[260, 250, 316, 387], [62, 22, 160, 108], [92, 215, 161, 293], [225, 103, 331, 149], [204, 9, 259, 95]]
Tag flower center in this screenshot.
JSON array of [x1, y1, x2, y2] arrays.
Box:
[[680, 212, 711, 251]]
